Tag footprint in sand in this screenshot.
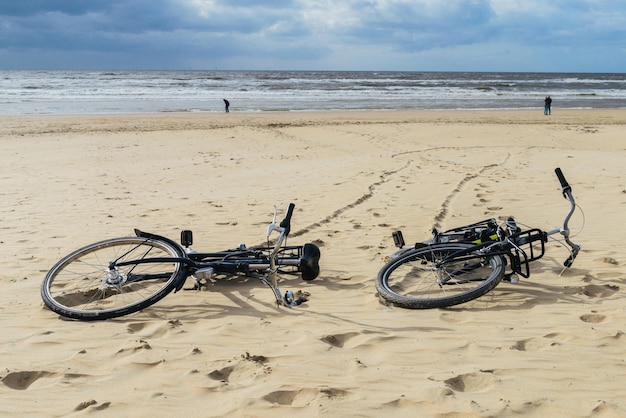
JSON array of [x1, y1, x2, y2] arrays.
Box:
[[575, 284, 619, 298], [598, 331, 625, 350], [511, 333, 571, 351], [126, 319, 182, 338], [382, 396, 420, 408], [320, 387, 351, 399], [115, 339, 152, 355], [599, 257, 619, 265], [2, 370, 92, 391], [263, 389, 301, 405], [592, 400, 624, 415], [207, 365, 235, 382], [1, 371, 54, 390], [321, 332, 360, 348], [207, 352, 271, 384], [263, 387, 351, 406], [580, 313, 607, 323], [74, 400, 97, 411], [208, 361, 270, 384], [320, 331, 394, 349], [511, 336, 561, 352], [74, 400, 112, 412], [444, 371, 497, 393]]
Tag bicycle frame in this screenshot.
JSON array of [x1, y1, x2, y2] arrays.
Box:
[[116, 203, 317, 307], [395, 168, 581, 281], [374, 167, 583, 310]]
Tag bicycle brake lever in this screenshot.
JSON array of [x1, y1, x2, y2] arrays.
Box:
[[267, 205, 279, 237]]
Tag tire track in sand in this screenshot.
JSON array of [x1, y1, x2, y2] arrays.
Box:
[[289, 160, 412, 238], [390, 146, 511, 229], [432, 165, 497, 228]]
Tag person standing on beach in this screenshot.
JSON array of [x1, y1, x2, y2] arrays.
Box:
[[544, 96, 552, 115], [223, 99, 230, 113]]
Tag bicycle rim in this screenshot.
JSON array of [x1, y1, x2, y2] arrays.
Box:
[[376, 243, 504, 309], [42, 237, 187, 320]]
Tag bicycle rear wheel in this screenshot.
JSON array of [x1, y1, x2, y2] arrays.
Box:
[[42, 237, 188, 320], [376, 243, 505, 309]]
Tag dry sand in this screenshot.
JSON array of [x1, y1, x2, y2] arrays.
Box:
[[1, 109, 625, 417]]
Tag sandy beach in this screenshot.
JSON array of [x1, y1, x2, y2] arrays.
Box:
[[1, 109, 625, 417]]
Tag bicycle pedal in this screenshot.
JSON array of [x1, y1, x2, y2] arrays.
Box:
[[392, 231, 405, 248], [181, 230, 193, 247]]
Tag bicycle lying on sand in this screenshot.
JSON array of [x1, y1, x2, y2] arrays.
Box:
[[376, 168, 581, 309], [41, 203, 321, 321]]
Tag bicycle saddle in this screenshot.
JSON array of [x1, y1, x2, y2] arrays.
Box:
[[301, 243, 321, 281]]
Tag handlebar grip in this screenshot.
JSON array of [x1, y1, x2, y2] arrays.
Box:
[[555, 167, 571, 196], [564, 246, 580, 268], [279, 203, 296, 237], [555, 167, 569, 188]]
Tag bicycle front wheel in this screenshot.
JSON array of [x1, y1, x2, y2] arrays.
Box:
[[376, 243, 505, 309], [42, 237, 188, 320]]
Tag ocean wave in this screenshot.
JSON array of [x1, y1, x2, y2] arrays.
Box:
[[1, 70, 625, 115]]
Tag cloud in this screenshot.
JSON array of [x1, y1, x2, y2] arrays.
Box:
[[0, 0, 625, 70], [0, 1, 114, 16]]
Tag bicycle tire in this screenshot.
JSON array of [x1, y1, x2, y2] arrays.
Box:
[[376, 243, 505, 309], [41, 237, 188, 320]]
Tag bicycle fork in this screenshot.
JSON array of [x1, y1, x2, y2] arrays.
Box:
[[260, 266, 306, 307]]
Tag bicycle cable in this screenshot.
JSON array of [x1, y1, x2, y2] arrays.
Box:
[[513, 201, 585, 240], [569, 203, 585, 239]]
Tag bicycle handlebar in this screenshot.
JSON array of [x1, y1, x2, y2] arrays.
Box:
[[552, 168, 581, 267], [267, 203, 297, 257], [266, 203, 304, 307]]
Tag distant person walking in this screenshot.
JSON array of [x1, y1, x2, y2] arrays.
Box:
[[223, 99, 230, 113], [544, 96, 552, 115]]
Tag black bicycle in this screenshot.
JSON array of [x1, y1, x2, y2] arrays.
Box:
[[41, 203, 321, 320], [376, 168, 581, 309]]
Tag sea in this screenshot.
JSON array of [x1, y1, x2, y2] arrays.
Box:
[[1, 70, 625, 115]]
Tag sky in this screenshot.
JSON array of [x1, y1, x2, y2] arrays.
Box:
[[0, 0, 625, 72]]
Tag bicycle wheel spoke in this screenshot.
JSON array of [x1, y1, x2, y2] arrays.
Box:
[[42, 237, 187, 320], [376, 243, 504, 309]]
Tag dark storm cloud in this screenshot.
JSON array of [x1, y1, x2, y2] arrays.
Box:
[[0, 0, 625, 71]]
